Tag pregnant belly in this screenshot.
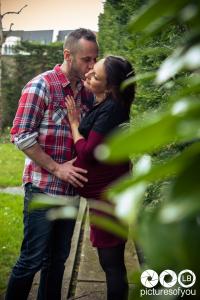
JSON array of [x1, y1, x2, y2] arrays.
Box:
[[74, 158, 129, 199]]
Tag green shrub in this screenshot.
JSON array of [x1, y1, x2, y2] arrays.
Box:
[[2, 41, 63, 128]]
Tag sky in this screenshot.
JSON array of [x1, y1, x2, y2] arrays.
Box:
[[2, 0, 104, 32]]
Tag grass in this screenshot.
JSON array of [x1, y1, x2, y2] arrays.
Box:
[[0, 193, 23, 295], [0, 143, 25, 187]]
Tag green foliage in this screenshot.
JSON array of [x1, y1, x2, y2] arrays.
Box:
[[98, 2, 193, 257], [98, 0, 186, 115], [0, 194, 23, 295], [2, 41, 63, 128], [98, 98, 200, 162], [101, 0, 200, 298], [0, 143, 24, 187]]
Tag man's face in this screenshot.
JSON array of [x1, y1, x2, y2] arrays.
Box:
[[70, 38, 98, 80]]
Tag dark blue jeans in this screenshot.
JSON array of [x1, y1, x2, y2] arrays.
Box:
[[5, 183, 77, 300]]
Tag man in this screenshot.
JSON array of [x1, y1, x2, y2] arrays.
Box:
[[6, 28, 98, 300]]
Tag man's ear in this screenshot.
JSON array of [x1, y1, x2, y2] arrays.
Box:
[[63, 49, 72, 62]]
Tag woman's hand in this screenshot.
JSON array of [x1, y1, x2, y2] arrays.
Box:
[[65, 95, 80, 127]]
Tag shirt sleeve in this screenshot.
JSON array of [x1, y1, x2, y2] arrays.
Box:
[[10, 77, 48, 149]]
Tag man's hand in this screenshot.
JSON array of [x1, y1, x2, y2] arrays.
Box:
[[23, 144, 87, 188], [53, 158, 88, 188]]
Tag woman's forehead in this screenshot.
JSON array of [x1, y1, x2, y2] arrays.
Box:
[[94, 58, 105, 71]]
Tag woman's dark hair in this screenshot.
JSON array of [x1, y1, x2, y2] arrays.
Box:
[[104, 55, 135, 114]]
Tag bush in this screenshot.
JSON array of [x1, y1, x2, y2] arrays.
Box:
[[2, 41, 63, 128]]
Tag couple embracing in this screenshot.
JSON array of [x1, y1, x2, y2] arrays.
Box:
[[6, 28, 135, 300]]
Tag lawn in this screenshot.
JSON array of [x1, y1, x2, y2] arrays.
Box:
[[0, 193, 23, 295], [0, 144, 25, 187]]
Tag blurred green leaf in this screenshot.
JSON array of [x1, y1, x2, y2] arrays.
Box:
[[170, 75, 200, 101], [114, 182, 148, 224], [138, 209, 200, 272], [159, 153, 200, 223], [156, 43, 200, 83], [159, 199, 200, 224], [29, 194, 79, 211], [47, 206, 78, 221], [90, 214, 128, 240], [107, 141, 200, 197], [121, 72, 156, 90], [180, 3, 199, 23], [170, 156, 200, 203], [97, 99, 200, 162], [134, 155, 152, 176], [88, 199, 115, 216], [128, 0, 190, 33]]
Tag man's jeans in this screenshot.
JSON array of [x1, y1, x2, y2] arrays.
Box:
[[5, 183, 77, 300]]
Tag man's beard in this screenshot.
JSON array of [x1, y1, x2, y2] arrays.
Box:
[[71, 61, 84, 81]]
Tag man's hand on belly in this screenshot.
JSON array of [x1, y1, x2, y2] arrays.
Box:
[[53, 158, 88, 188]]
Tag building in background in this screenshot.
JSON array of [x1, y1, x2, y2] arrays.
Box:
[[2, 29, 73, 55]]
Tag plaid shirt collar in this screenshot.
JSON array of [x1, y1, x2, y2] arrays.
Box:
[[54, 64, 84, 92]]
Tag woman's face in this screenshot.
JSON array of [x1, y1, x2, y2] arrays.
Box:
[[84, 59, 107, 97]]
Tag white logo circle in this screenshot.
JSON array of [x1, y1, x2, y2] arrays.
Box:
[[178, 269, 196, 288], [159, 270, 177, 288], [141, 269, 159, 288]]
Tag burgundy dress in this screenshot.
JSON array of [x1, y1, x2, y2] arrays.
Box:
[[74, 98, 130, 248]]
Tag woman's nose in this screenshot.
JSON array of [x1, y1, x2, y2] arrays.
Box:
[[85, 69, 93, 79]]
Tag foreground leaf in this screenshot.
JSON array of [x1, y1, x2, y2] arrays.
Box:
[[96, 98, 200, 162]]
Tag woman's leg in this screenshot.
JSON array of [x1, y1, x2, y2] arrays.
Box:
[[97, 243, 128, 300]]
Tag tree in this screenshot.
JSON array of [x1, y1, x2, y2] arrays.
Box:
[[0, 1, 27, 132]]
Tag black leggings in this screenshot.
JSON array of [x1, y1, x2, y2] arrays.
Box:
[[97, 243, 128, 300]]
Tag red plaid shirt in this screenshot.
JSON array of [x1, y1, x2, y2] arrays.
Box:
[[11, 65, 94, 195]]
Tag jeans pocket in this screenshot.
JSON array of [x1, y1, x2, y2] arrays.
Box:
[[24, 183, 43, 212], [24, 183, 33, 212]]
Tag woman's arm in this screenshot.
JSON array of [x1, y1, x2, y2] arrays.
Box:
[[66, 95, 105, 162], [74, 130, 104, 161], [66, 96, 119, 162]]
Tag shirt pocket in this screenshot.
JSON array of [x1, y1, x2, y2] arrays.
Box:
[[52, 104, 68, 126]]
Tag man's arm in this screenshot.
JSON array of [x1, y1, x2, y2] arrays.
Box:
[[23, 143, 88, 188], [11, 78, 87, 188]]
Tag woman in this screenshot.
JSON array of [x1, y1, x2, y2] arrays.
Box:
[[66, 55, 135, 300]]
